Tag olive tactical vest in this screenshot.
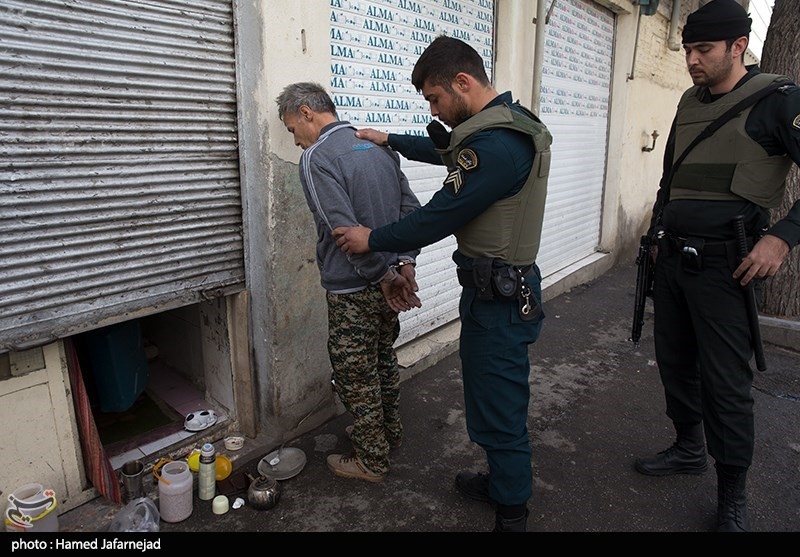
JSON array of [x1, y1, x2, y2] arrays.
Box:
[[437, 104, 553, 265], [670, 73, 793, 208]]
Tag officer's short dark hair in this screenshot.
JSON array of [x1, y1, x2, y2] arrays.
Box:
[[411, 35, 490, 93]]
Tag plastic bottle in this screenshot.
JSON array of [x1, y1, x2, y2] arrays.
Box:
[[198, 443, 216, 501]]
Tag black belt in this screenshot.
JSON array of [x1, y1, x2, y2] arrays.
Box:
[[456, 264, 533, 289], [667, 236, 752, 257]]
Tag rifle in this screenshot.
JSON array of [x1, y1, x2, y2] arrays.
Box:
[[630, 234, 655, 347], [632, 82, 787, 349], [733, 215, 767, 371]]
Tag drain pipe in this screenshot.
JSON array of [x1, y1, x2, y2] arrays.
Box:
[[627, 5, 643, 81], [531, 0, 550, 115], [667, 0, 683, 51]]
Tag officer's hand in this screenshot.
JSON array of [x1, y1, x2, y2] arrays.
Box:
[[332, 225, 372, 255], [732, 234, 790, 286], [354, 128, 389, 147]]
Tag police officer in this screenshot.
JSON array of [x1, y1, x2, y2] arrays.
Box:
[[332, 35, 552, 532], [636, 0, 800, 532]]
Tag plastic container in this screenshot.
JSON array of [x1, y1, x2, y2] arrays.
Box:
[[198, 443, 216, 501], [4, 483, 59, 532], [156, 460, 193, 523], [84, 319, 149, 412]]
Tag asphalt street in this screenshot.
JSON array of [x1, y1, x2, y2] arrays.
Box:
[[57, 261, 800, 535]]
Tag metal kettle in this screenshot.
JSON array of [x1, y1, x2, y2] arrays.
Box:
[[246, 474, 281, 510]]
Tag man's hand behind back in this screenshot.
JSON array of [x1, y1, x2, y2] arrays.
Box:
[[380, 274, 422, 313]]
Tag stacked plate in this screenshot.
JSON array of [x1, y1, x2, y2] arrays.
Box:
[[257, 447, 307, 480]]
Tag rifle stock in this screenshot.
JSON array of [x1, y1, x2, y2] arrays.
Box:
[[630, 234, 654, 347]]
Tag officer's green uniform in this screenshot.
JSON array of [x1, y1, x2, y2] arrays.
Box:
[[368, 91, 552, 509]]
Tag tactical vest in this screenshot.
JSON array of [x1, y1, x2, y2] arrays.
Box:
[[670, 73, 793, 208], [437, 104, 553, 265]]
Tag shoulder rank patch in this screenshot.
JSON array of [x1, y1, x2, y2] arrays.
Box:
[[793, 114, 800, 130], [443, 168, 464, 195], [456, 148, 479, 171]]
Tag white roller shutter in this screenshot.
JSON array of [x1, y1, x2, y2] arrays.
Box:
[[330, 0, 495, 345], [0, 0, 243, 351], [537, 0, 614, 276]]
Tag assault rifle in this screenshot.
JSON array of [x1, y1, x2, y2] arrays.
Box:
[[630, 234, 655, 347]]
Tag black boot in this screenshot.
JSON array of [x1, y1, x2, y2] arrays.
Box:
[[716, 463, 749, 532], [635, 422, 708, 476], [493, 506, 528, 532], [455, 471, 495, 507]]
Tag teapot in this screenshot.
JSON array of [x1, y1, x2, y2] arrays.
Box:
[[246, 474, 281, 510]]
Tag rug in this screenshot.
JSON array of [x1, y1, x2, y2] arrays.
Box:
[[95, 389, 182, 446]]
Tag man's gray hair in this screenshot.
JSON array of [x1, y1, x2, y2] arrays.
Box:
[[275, 82, 337, 120]]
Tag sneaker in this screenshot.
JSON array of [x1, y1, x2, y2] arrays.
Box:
[[455, 471, 494, 505], [326, 453, 385, 483], [345, 425, 402, 449]]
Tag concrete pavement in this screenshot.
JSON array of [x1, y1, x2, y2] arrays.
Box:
[[57, 260, 800, 533]]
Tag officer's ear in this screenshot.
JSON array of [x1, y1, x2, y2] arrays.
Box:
[[730, 36, 748, 59], [453, 73, 471, 93]]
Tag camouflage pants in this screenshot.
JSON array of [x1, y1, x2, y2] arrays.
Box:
[[327, 285, 402, 474]]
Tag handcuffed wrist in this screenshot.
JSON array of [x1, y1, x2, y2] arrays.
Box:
[[381, 266, 399, 284]]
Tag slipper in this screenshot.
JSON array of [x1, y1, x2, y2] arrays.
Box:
[[184, 410, 217, 432]]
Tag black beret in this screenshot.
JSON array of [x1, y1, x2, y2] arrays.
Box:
[[682, 0, 752, 43]]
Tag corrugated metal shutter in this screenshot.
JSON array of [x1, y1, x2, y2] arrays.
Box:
[[0, 0, 243, 352], [537, 0, 614, 276], [329, 0, 495, 345]]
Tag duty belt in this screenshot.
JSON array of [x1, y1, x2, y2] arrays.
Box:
[[667, 235, 753, 256], [456, 264, 534, 289]]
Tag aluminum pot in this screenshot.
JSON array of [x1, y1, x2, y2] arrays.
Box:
[[247, 474, 281, 511]]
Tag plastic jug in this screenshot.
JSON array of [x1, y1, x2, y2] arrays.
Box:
[[154, 459, 193, 523]]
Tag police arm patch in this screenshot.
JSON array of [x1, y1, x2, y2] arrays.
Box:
[[793, 114, 800, 130], [443, 168, 464, 195], [456, 148, 479, 171]]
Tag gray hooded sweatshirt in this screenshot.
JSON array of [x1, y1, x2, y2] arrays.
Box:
[[299, 121, 421, 293]]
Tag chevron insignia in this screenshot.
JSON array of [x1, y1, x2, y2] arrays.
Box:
[[444, 168, 463, 195]]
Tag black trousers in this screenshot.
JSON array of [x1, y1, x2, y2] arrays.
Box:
[[652, 247, 755, 468]]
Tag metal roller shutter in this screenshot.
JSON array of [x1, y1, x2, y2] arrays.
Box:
[[537, 0, 614, 276], [0, 0, 243, 352]]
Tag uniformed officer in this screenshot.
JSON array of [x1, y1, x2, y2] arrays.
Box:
[[332, 35, 552, 532], [636, 0, 800, 532]]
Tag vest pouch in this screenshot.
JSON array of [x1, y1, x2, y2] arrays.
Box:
[[473, 258, 494, 300]]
